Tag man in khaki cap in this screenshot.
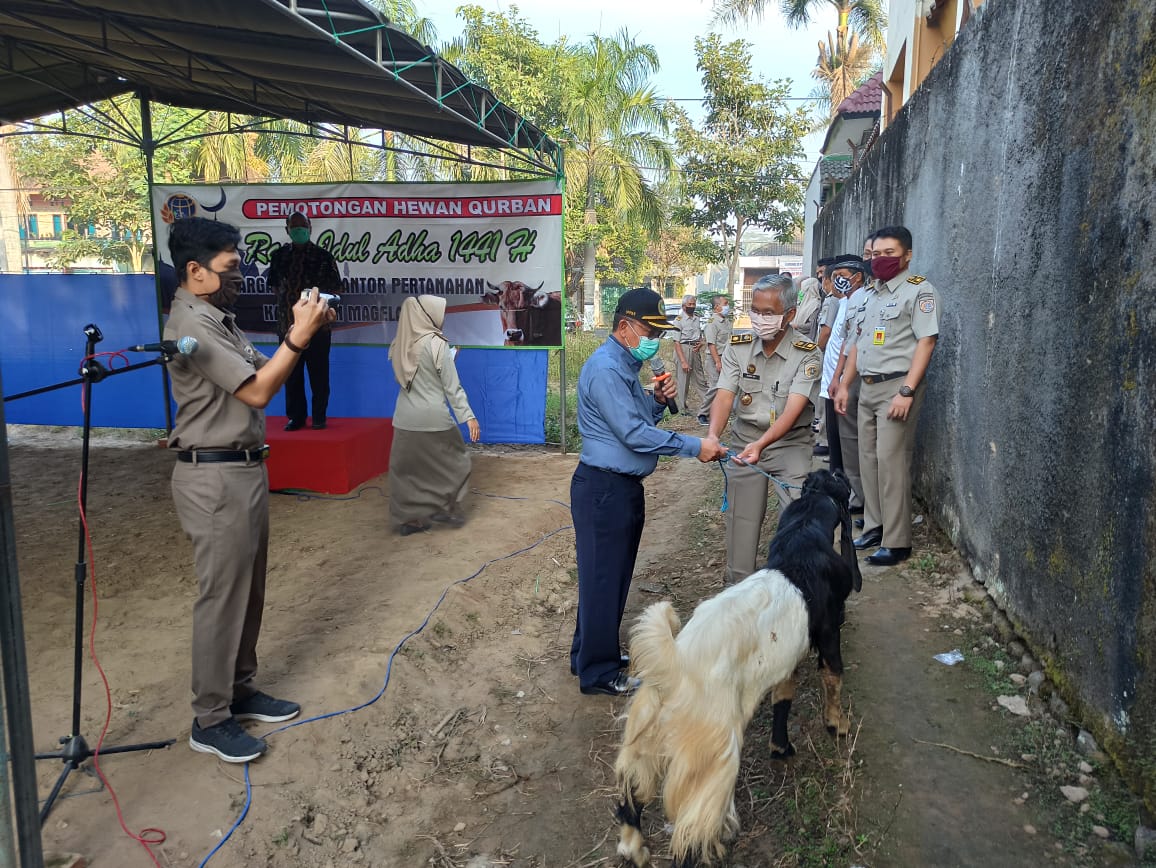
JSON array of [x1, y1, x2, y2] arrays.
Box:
[[707, 274, 822, 584], [698, 294, 733, 424], [672, 294, 707, 416], [165, 217, 334, 763], [834, 225, 940, 566]]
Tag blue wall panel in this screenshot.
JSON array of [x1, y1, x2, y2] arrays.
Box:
[[1, 275, 546, 443]]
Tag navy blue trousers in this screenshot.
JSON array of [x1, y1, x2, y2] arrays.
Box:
[[569, 462, 646, 688]]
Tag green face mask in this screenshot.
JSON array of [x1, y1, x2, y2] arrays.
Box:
[[288, 226, 310, 245]]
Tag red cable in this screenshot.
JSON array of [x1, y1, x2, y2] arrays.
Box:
[[76, 414, 166, 864]]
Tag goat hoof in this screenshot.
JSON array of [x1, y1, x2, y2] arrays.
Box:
[[825, 716, 852, 737], [770, 742, 796, 760], [617, 826, 650, 867]]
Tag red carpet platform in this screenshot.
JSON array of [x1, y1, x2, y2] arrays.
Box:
[[265, 417, 393, 494]]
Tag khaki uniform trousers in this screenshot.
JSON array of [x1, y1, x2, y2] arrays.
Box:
[[172, 460, 269, 728], [701, 351, 723, 417], [675, 345, 708, 414], [836, 378, 865, 509], [723, 441, 812, 584], [857, 380, 927, 548]]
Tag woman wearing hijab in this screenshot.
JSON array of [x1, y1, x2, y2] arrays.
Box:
[[388, 296, 480, 535]]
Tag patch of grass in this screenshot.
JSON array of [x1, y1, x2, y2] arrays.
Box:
[[915, 552, 940, 579], [431, 621, 451, 638], [272, 828, 290, 846], [966, 642, 1018, 695]]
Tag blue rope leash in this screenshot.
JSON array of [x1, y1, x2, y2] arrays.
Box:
[[716, 448, 804, 513], [204, 515, 578, 864]]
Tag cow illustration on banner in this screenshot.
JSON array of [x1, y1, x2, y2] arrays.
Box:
[[151, 181, 564, 349]]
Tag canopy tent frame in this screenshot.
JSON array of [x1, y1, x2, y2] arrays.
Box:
[[0, 3, 567, 865]]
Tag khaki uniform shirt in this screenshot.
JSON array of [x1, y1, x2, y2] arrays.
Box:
[[717, 327, 822, 448], [795, 287, 822, 340], [703, 313, 733, 357], [392, 338, 476, 432], [842, 286, 869, 356], [673, 311, 703, 344], [819, 295, 841, 331], [852, 270, 940, 375], [165, 288, 268, 451]]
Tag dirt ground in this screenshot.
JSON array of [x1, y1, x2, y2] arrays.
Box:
[[7, 422, 1146, 867]]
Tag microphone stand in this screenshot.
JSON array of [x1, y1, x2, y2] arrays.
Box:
[[3, 324, 176, 824]]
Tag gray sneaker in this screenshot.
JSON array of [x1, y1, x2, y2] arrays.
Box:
[[189, 717, 267, 763], [230, 691, 301, 723]]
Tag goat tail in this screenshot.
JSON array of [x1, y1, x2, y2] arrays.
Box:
[[629, 600, 682, 693]]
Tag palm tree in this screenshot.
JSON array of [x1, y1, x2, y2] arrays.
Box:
[[812, 28, 876, 119], [713, 0, 886, 53], [368, 0, 437, 47], [562, 30, 673, 321]]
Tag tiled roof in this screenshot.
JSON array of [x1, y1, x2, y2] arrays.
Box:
[[835, 72, 883, 117]]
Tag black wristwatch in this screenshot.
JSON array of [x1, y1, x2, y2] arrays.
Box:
[[899, 384, 915, 398]]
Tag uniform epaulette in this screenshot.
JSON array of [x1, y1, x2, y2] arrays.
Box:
[[907, 275, 927, 284], [793, 340, 817, 351], [731, 333, 754, 345]]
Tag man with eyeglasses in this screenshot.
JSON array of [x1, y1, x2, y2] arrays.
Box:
[[705, 274, 822, 585], [569, 288, 726, 697]]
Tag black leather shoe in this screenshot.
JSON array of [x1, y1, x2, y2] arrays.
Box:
[[283, 419, 305, 431], [697, 415, 710, 426], [571, 654, 630, 676], [311, 420, 327, 430], [580, 672, 640, 697], [853, 528, 882, 550], [865, 547, 912, 566], [854, 518, 865, 529]]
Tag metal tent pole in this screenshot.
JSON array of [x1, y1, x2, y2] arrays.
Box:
[[139, 90, 174, 436], [0, 363, 45, 868]]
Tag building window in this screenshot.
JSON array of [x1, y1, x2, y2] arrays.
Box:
[[28, 215, 38, 237], [52, 214, 63, 238]]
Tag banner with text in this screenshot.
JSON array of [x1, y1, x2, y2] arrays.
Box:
[[151, 181, 564, 348]]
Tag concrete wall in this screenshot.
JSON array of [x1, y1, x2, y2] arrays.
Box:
[[815, 0, 1156, 808]]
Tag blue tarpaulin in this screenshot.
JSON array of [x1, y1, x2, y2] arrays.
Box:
[[0, 274, 546, 443]]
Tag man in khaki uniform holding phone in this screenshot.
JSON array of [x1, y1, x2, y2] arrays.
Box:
[[166, 217, 335, 763], [707, 274, 822, 584], [834, 226, 940, 566]]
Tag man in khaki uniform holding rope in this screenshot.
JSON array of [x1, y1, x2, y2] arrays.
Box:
[[834, 225, 940, 566], [166, 217, 334, 763], [707, 274, 822, 584]]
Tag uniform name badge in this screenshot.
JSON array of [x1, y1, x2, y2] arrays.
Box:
[[873, 327, 886, 346], [769, 406, 776, 426]]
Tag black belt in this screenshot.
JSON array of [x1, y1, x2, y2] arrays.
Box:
[[177, 445, 270, 464], [579, 462, 644, 480], [861, 371, 908, 385]]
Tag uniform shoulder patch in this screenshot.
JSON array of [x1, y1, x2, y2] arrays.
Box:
[[731, 333, 754, 344], [907, 275, 927, 285], [793, 340, 817, 351]]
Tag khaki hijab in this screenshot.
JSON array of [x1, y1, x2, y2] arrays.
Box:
[[390, 296, 447, 391]]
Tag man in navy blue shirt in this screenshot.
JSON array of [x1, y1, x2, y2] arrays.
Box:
[[570, 288, 726, 696]]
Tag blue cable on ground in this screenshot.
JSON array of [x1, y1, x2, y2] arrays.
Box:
[[197, 512, 573, 867]]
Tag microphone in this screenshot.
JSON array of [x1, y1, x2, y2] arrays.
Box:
[[129, 336, 199, 355], [650, 357, 678, 415]]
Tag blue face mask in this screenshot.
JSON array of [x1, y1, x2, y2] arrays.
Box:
[[626, 322, 661, 361]]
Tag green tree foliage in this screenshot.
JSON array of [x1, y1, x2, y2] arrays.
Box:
[[445, 5, 572, 135], [673, 35, 810, 293], [713, 0, 886, 50], [563, 30, 673, 320], [13, 98, 202, 271]]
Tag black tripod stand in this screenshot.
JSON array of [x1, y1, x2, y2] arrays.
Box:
[[4, 323, 176, 823]]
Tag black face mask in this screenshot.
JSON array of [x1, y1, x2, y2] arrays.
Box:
[[206, 267, 244, 308], [684, 307, 695, 314]]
